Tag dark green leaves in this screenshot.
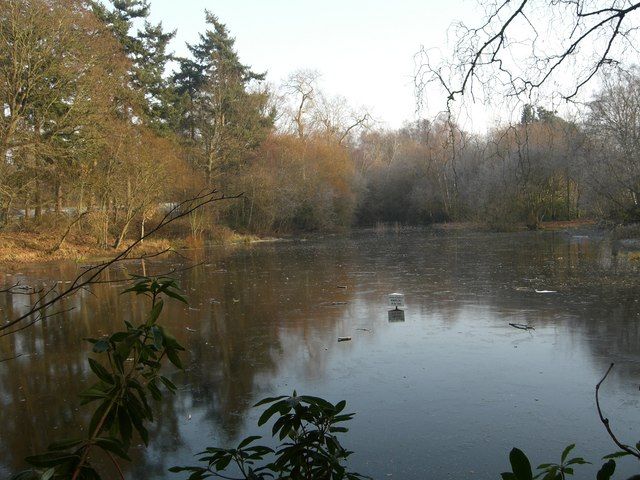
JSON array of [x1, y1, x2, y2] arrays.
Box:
[[503, 448, 533, 480], [597, 460, 616, 480], [93, 437, 131, 461], [92, 339, 110, 353], [602, 451, 631, 459], [88, 359, 113, 384], [25, 452, 79, 468], [174, 392, 369, 480], [506, 444, 592, 480], [122, 275, 187, 305], [17, 275, 188, 480], [561, 444, 575, 463]]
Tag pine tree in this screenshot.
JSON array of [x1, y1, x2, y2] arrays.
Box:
[[174, 11, 273, 183], [90, 0, 176, 131], [136, 21, 177, 132]]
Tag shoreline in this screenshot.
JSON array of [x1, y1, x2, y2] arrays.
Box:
[[0, 219, 608, 268], [0, 231, 282, 269]]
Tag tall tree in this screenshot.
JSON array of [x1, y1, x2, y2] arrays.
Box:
[[91, 0, 177, 130], [0, 0, 128, 221], [176, 11, 273, 183]]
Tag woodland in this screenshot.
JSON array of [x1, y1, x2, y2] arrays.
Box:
[[3, 0, 640, 257]]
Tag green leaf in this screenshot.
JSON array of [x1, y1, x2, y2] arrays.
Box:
[[597, 460, 616, 480], [501, 473, 517, 480], [335, 400, 347, 413], [9, 470, 41, 480], [164, 288, 188, 304], [214, 455, 232, 471], [118, 408, 133, 447], [148, 299, 164, 325], [166, 347, 184, 370], [40, 468, 55, 480], [238, 436, 262, 449], [565, 457, 589, 465], [88, 399, 112, 437], [47, 438, 84, 451], [79, 384, 109, 403], [130, 411, 149, 445], [603, 451, 631, 459], [561, 444, 575, 463], [299, 395, 334, 409], [509, 448, 533, 480], [254, 395, 288, 407], [258, 401, 286, 427], [330, 426, 349, 433], [94, 437, 131, 461], [541, 470, 560, 480], [25, 452, 78, 468], [88, 358, 113, 384], [147, 380, 162, 401], [151, 325, 164, 350], [109, 332, 129, 343], [92, 339, 110, 353], [160, 376, 177, 393]]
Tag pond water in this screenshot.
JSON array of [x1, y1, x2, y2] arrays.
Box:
[[1, 229, 640, 479]]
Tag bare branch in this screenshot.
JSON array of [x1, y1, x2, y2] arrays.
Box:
[[595, 363, 640, 459], [0, 189, 240, 338]]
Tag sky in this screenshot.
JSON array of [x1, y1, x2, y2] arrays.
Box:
[[146, 0, 497, 131]]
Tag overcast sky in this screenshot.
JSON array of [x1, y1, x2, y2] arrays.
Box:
[[146, 0, 519, 132]]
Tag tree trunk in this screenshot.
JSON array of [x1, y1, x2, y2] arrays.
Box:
[[114, 216, 134, 249], [55, 182, 63, 214], [140, 213, 146, 243], [34, 179, 42, 218], [23, 197, 30, 223]]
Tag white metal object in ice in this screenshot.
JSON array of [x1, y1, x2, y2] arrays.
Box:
[[388, 293, 405, 310]]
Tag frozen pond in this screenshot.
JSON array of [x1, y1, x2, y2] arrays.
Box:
[[1, 229, 640, 479]]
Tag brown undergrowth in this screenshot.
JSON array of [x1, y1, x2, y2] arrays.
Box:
[[0, 231, 174, 266]]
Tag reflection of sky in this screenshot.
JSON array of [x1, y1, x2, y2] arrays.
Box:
[[1, 230, 640, 479]]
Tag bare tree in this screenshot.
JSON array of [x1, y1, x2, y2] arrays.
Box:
[[585, 68, 640, 219], [282, 69, 321, 138], [416, 0, 640, 105]]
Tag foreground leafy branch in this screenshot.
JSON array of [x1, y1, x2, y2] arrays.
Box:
[[171, 393, 369, 480], [0, 188, 240, 341], [502, 363, 640, 480], [11, 276, 187, 480]]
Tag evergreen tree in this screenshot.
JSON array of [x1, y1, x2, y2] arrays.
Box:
[[91, 0, 149, 55], [91, 0, 177, 131], [136, 21, 177, 132], [175, 11, 273, 183]]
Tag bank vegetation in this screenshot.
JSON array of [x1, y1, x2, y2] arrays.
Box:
[[2, 0, 640, 262]]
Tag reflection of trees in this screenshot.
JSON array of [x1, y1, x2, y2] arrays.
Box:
[[0, 243, 356, 476], [344, 230, 640, 387], [1, 231, 639, 477]]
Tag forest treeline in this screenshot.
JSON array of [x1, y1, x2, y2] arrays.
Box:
[[2, 0, 640, 249]]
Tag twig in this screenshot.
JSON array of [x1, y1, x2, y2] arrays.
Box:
[[0, 352, 24, 363], [595, 363, 640, 459], [509, 322, 535, 330], [0, 189, 239, 338], [49, 211, 88, 253], [105, 450, 125, 480]]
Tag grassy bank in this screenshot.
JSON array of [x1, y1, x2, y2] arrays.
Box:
[[0, 232, 175, 265], [0, 229, 268, 267], [0, 219, 616, 267]]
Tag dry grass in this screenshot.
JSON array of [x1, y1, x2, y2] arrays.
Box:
[[0, 231, 174, 267], [628, 251, 640, 263], [539, 219, 597, 230], [0, 228, 272, 268]]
